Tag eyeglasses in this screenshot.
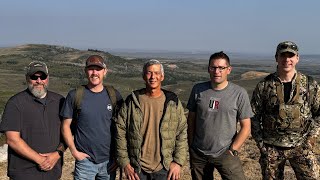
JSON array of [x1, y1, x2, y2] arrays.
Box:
[[208, 66, 230, 72], [30, 74, 47, 80], [277, 44, 298, 51]]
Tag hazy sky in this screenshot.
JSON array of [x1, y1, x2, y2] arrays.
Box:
[[1, 0, 319, 54]]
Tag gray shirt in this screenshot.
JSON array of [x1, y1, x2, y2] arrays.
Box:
[[187, 81, 253, 157]]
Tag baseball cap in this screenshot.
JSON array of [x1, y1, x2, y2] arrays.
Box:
[[276, 41, 299, 55], [85, 55, 106, 69], [26, 61, 48, 76]]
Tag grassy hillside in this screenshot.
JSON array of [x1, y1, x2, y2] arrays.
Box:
[[0, 44, 210, 112]]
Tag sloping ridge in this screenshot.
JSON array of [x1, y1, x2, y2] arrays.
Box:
[[241, 71, 269, 80]]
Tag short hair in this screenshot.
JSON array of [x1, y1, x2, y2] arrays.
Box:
[[209, 51, 231, 66], [142, 59, 164, 76]]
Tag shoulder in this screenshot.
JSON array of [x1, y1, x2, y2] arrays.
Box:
[[47, 91, 64, 99], [123, 89, 143, 104], [229, 82, 246, 91], [162, 89, 180, 105], [6, 90, 29, 105], [193, 81, 211, 89]]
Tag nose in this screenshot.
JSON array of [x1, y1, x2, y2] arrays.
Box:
[[212, 68, 220, 73], [35, 77, 42, 82]]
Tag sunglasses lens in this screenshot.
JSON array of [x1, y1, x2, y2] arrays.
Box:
[[30, 74, 47, 80], [279, 44, 297, 51]]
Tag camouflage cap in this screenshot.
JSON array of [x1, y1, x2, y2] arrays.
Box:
[[276, 41, 299, 55], [26, 61, 49, 76]]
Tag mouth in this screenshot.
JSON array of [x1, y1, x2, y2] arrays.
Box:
[[90, 76, 99, 80]]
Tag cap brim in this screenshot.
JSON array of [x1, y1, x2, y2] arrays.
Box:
[[277, 49, 298, 55], [27, 69, 48, 76], [86, 63, 106, 69]]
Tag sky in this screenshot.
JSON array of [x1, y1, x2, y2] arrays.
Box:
[[1, 0, 320, 54]]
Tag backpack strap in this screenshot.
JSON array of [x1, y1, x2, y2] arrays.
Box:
[[307, 75, 315, 106], [74, 85, 85, 114], [105, 85, 117, 115], [71, 85, 85, 134]]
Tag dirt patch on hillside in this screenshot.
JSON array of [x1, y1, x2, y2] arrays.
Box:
[[241, 71, 269, 80]]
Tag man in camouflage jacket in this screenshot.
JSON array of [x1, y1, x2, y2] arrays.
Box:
[[251, 41, 320, 180]]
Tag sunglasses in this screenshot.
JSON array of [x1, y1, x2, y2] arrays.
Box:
[[278, 44, 298, 51], [30, 74, 48, 80]]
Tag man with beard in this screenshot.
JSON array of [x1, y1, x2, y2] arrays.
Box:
[[61, 55, 123, 180], [0, 61, 66, 180]]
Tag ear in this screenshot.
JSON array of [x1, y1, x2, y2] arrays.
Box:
[[160, 74, 164, 82], [275, 54, 279, 63], [227, 66, 232, 75], [296, 54, 300, 63]]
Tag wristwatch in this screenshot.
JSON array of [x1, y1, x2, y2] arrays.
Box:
[[229, 146, 239, 156], [56, 149, 63, 157]]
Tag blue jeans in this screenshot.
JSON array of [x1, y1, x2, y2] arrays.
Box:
[[74, 158, 116, 180]]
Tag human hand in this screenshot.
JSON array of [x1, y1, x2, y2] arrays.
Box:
[[38, 152, 60, 171], [124, 164, 140, 180], [167, 162, 181, 180], [107, 160, 118, 173], [71, 150, 90, 161], [306, 136, 316, 148]]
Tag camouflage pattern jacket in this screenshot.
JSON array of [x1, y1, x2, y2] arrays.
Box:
[[251, 71, 320, 147]]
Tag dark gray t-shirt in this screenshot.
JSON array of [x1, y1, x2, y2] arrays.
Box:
[[187, 81, 253, 157], [60, 86, 122, 163]]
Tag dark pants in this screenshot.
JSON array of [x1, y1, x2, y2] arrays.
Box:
[[190, 148, 246, 180], [138, 169, 168, 180]]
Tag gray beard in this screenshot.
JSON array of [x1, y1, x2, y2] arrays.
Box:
[[28, 83, 48, 98]]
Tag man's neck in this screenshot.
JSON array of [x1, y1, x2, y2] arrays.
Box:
[[211, 81, 228, 90], [87, 84, 104, 93], [277, 70, 296, 82], [145, 87, 163, 98]]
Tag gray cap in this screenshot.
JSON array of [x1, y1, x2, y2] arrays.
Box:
[[26, 61, 48, 76]]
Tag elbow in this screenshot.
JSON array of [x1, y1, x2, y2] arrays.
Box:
[[6, 137, 19, 147]]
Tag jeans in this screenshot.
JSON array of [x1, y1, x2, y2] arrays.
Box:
[[74, 158, 116, 180], [190, 148, 246, 180]]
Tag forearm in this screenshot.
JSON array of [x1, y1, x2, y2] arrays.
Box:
[[251, 115, 263, 143], [173, 105, 188, 166], [308, 116, 320, 137], [231, 119, 251, 151], [61, 119, 78, 154], [115, 115, 130, 168], [6, 132, 45, 164]]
